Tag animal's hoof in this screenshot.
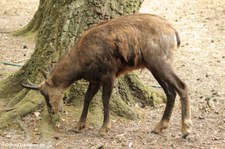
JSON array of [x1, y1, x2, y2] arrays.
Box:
[[76, 122, 86, 131], [151, 129, 161, 135], [68, 129, 81, 134], [181, 127, 191, 139], [182, 132, 190, 139], [181, 119, 192, 139], [68, 122, 86, 133], [151, 121, 168, 135], [99, 126, 110, 136], [70, 122, 86, 133]]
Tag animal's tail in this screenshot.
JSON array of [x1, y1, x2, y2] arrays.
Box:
[[175, 31, 181, 48]]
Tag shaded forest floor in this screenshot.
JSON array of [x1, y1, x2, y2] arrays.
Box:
[[0, 0, 224, 148]]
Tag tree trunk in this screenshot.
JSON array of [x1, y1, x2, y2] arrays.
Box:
[[0, 0, 164, 138]]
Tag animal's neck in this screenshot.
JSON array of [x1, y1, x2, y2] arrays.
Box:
[[49, 54, 81, 89]]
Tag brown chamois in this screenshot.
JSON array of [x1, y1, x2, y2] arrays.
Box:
[[21, 14, 192, 138]]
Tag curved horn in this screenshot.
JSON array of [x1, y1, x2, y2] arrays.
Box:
[[20, 79, 40, 90]]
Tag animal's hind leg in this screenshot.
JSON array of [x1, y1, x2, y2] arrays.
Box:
[[172, 74, 192, 138], [75, 83, 101, 132], [147, 61, 192, 138], [150, 72, 176, 134]]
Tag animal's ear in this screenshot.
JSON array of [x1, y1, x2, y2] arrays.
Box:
[[20, 79, 40, 90]]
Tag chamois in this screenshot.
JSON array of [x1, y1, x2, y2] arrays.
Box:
[[21, 14, 192, 138]]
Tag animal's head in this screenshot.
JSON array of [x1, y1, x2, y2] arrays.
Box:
[[20, 79, 64, 114]]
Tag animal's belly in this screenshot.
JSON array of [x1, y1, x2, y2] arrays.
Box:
[[116, 65, 144, 77]]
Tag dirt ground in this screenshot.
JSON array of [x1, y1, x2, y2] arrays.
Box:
[[0, 0, 224, 148]]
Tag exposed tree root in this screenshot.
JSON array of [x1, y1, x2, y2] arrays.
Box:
[[0, 91, 44, 130], [13, 0, 46, 36], [38, 110, 60, 140], [16, 118, 30, 141]]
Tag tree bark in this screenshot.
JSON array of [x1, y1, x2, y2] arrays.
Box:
[[0, 0, 164, 138]]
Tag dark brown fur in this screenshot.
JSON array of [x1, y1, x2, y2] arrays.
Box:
[[22, 14, 191, 138], [51, 14, 178, 84]]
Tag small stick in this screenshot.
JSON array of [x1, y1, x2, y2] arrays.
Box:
[[0, 61, 23, 67]]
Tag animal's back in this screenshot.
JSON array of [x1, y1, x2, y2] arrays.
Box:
[[72, 14, 179, 79]]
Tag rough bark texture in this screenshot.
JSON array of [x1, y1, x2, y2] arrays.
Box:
[[13, 0, 46, 36], [0, 0, 164, 137]]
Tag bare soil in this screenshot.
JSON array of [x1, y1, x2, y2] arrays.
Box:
[[0, 0, 224, 148]]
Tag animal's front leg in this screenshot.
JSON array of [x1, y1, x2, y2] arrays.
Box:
[[99, 75, 114, 135], [75, 83, 100, 132]]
